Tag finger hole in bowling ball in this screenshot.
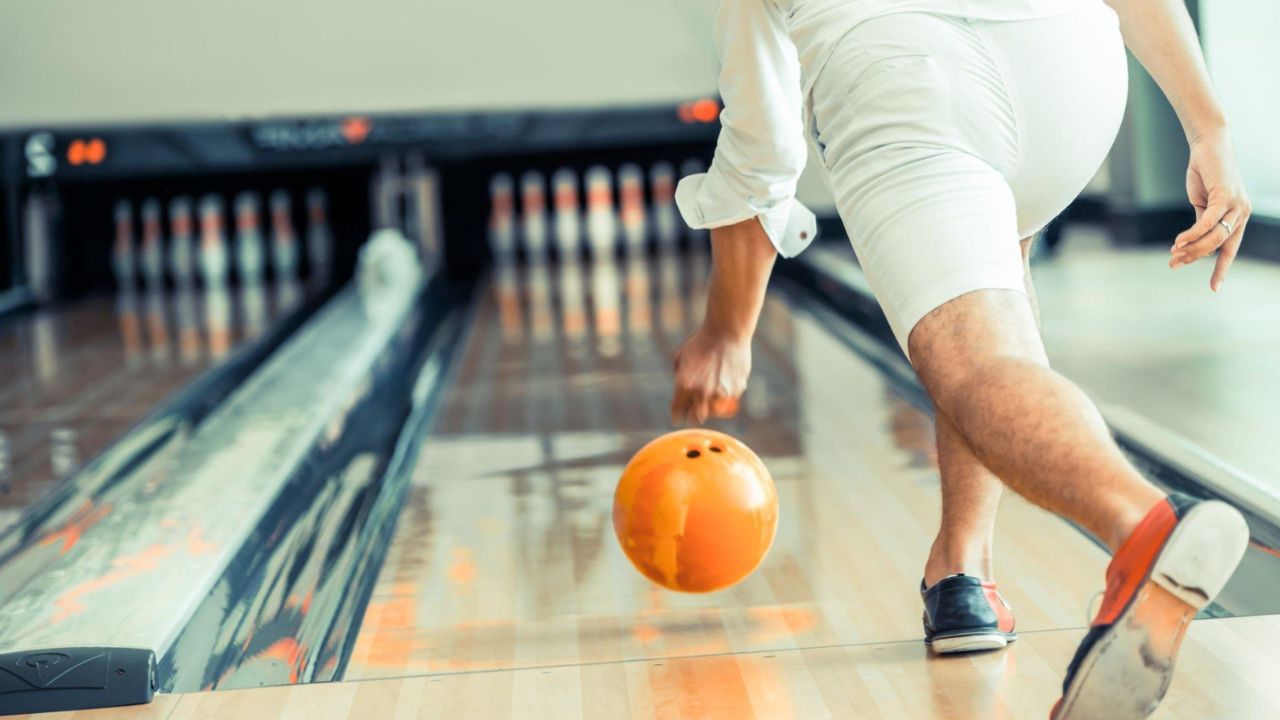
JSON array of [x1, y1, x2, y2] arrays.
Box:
[[710, 446, 722, 453], [686, 450, 701, 459]]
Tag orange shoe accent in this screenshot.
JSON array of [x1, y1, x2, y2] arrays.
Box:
[[1094, 498, 1178, 626], [982, 582, 1016, 634]]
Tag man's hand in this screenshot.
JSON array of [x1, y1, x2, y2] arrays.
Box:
[[671, 327, 751, 425], [1171, 131, 1251, 291]]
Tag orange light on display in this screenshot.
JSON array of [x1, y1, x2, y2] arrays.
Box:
[[613, 429, 778, 593], [690, 98, 720, 123], [85, 138, 106, 164], [66, 138, 108, 166], [341, 117, 372, 145], [677, 99, 722, 125]]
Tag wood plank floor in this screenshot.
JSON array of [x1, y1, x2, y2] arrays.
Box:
[[28, 613, 1280, 719]]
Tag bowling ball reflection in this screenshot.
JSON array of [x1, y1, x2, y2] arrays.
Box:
[[613, 429, 777, 593]]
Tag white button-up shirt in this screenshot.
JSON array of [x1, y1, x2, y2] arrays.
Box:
[[675, 0, 1078, 258]]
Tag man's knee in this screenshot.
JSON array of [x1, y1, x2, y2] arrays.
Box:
[[907, 289, 1047, 411]]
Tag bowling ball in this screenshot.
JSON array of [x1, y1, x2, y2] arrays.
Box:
[[613, 429, 777, 593]]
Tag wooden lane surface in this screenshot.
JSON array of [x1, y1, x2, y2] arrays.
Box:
[[341, 255, 1108, 683], [0, 286, 287, 533], [27, 613, 1280, 719]]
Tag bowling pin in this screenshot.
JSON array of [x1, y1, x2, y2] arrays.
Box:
[[618, 163, 648, 259], [520, 170, 550, 264], [168, 196, 197, 288], [139, 199, 166, 292], [234, 192, 267, 286], [22, 193, 58, 303], [198, 195, 230, 289], [405, 154, 443, 270], [112, 200, 137, 291], [649, 162, 680, 251], [584, 166, 617, 261], [488, 173, 517, 264], [305, 188, 334, 285], [371, 154, 403, 232], [270, 190, 301, 282], [551, 168, 582, 263]]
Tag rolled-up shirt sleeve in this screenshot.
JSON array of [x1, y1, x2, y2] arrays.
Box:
[[675, 0, 817, 258]]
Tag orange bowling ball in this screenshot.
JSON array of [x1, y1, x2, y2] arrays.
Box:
[[613, 429, 778, 593]]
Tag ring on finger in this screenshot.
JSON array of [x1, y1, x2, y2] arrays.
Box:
[[1219, 218, 1234, 235]]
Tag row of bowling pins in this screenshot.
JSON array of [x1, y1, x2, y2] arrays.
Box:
[[488, 159, 708, 264], [112, 188, 333, 293]]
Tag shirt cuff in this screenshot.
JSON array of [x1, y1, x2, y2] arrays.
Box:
[[674, 173, 818, 258]]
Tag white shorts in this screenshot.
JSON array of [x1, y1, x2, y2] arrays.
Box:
[[809, 3, 1128, 357]]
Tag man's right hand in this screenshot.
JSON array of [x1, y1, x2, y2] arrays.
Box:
[[670, 326, 752, 426]]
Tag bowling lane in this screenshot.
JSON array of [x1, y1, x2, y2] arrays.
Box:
[[0, 282, 297, 535], [343, 252, 1108, 681]]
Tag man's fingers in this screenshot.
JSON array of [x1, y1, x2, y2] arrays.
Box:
[[1174, 200, 1231, 249], [1171, 208, 1243, 267], [1210, 218, 1247, 292], [670, 388, 692, 425], [691, 395, 710, 425], [672, 382, 722, 425]]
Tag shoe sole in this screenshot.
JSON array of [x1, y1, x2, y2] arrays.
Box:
[[929, 632, 1016, 654], [1053, 500, 1249, 720]]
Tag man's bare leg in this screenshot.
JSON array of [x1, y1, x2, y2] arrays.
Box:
[[924, 237, 1039, 587], [908, 279, 1163, 551], [925, 415, 1001, 587]]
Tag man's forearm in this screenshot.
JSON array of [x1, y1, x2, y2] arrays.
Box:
[[1106, 0, 1227, 142], [703, 218, 777, 342]]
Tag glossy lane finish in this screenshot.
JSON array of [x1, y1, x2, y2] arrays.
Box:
[[343, 253, 1109, 682], [614, 429, 778, 593], [160, 280, 468, 694], [40, 613, 1280, 719], [0, 285, 293, 535], [0, 277, 406, 695]]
